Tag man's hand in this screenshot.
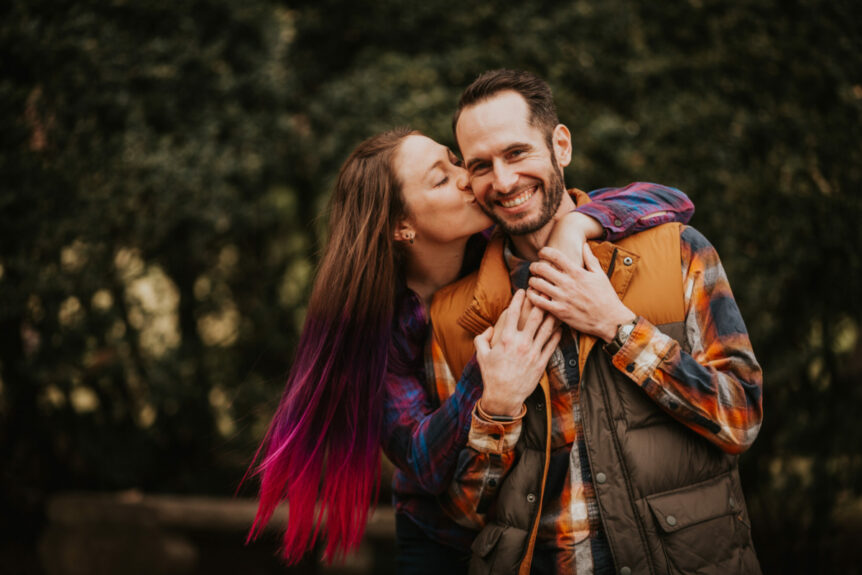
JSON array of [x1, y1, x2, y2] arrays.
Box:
[[474, 290, 561, 417], [546, 211, 604, 270], [527, 243, 636, 342]]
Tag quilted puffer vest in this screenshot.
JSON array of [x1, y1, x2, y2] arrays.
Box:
[[430, 215, 761, 575]]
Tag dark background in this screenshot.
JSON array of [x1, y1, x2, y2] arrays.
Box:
[[2, 0, 861, 573]]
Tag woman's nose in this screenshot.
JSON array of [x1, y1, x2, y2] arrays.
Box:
[[456, 168, 471, 192]]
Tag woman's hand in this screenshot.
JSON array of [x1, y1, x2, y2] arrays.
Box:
[[527, 244, 636, 342], [546, 211, 604, 271], [474, 290, 561, 417]]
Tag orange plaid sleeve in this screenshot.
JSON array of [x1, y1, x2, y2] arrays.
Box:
[[611, 225, 763, 454]]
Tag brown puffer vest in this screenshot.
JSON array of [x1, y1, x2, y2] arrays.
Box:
[[430, 213, 761, 575]]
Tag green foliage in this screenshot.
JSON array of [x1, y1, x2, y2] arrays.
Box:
[[0, 0, 307, 538], [1, 0, 861, 570]]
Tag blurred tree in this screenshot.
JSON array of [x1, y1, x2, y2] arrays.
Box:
[[0, 0, 308, 546]]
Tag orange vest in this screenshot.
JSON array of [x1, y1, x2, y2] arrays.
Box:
[[431, 189, 685, 382], [429, 190, 760, 575]]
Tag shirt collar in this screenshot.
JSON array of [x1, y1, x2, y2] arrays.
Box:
[[503, 239, 533, 292]]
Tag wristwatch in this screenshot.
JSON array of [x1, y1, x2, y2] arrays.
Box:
[[604, 318, 638, 356]]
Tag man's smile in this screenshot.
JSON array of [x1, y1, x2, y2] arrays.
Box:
[[498, 185, 537, 209]]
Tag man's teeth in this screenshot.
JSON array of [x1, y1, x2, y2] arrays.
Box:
[[500, 187, 534, 208]]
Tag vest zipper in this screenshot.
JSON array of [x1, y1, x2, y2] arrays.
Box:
[[581, 349, 658, 575], [606, 248, 619, 279]]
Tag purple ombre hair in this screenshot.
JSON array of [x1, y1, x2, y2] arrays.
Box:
[[246, 128, 415, 564]]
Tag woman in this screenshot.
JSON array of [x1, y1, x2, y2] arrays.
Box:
[[245, 128, 693, 569]]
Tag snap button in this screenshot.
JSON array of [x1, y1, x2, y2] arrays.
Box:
[[488, 478, 497, 487], [620, 567, 632, 575], [535, 402, 544, 411], [613, 218, 623, 227], [568, 359, 577, 367], [623, 256, 633, 266], [526, 493, 536, 503], [626, 363, 635, 373], [729, 496, 736, 508], [666, 515, 677, 526], [595, 472, 607, 484]]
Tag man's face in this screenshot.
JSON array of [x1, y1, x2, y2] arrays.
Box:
[[456, 91, 568, 236]]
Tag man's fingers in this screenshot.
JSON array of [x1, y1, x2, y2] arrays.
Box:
[[516, 290, 537, 331], [539, 329, 563, 364], [522, 302, 545, 337], [537, 246, 574, 274], [532, 314, 558, 348], [474, 326, 493, 356], [583, 243, 602, 273], [528, 276, 565, 302], [504, 289, 525, 333], [526, 289, 564, 316], [490, 313, 505, 347], [530, 259, 569, 285]]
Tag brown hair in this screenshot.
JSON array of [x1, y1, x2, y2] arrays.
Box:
[[313, 127, 414, 320], [453, 69, 559, 149], [247, 127, 417, 564]]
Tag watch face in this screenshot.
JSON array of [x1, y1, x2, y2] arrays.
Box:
[[619, 322, 635, 342]]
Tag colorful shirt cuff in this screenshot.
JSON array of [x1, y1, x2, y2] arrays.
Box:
[[610, 317, 677, 385], [575, 203, 631, 242], [467, 405, 522, 454]]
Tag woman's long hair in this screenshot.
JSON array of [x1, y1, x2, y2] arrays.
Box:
[[246, 128, 415, 563]]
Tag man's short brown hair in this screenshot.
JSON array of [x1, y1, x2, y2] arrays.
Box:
[[453, 69, 559, 149]]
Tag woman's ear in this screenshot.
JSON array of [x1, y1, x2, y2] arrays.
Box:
[[393, 218, 415, 244]]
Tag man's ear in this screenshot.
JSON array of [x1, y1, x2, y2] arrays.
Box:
[[393, 218, 415, 243], [552, 124, 572, 168]]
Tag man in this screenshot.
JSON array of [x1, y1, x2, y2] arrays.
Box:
[[430, 70, 763, 574]]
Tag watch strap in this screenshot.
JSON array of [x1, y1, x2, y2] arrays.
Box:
[[604, 318, 638, 356]]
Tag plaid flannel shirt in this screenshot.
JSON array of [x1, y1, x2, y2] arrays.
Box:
[[441, 225, 763, 572], [380, 183, 696, 551]]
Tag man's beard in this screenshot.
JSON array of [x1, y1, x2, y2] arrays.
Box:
[[483, 160, 566, 236]]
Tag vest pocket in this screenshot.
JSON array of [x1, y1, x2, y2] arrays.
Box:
[[645, 472, 754, 574], [471, 523, 506, 558], [469, 523, 529, 575]]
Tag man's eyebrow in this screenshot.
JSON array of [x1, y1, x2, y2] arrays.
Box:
[[465, 142, 532, 171], [503, 142, 532, 154]]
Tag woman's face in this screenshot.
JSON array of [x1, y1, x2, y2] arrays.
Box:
[[394, 134, 492, 245]]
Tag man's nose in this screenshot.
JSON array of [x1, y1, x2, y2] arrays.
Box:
[[491, 161, 518, 194]]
